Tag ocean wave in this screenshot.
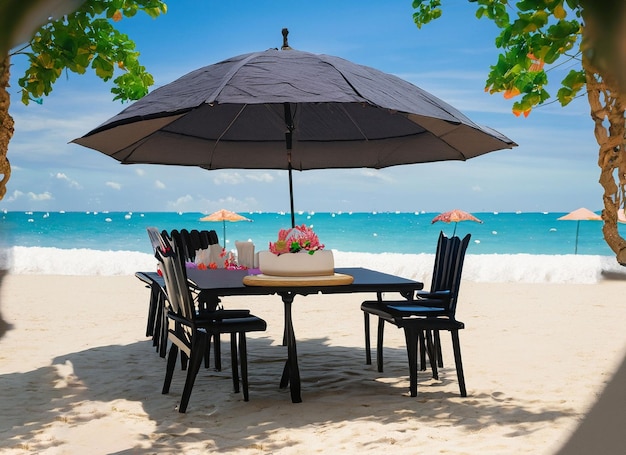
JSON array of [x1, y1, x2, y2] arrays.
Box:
[[3, 246, 626, 284]]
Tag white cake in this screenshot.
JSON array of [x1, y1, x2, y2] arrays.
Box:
[[257, 250, 334, 277]]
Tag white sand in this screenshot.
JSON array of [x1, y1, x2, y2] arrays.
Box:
[[1, 274, 625, 454]]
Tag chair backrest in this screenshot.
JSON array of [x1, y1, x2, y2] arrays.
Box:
[[189, 230, 203, 253], [146, 226, 164, 253], [155, 237, 196, 321], [199, 230, 211, 249], [207, 229, 219, 245], [179, 229, 195, 261], [429, 231, 471, 314]]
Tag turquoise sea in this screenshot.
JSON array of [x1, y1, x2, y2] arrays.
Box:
[[1, 210, 624, 283], [0, 210, 619, 255]]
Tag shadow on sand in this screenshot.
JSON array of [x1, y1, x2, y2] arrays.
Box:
[[0, 335, 583, 454], [0, 269, 12, 340]]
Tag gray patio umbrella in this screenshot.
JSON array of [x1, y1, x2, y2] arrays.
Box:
[[73, 30, 516, 227]]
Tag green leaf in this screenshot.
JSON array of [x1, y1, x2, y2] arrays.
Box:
[[562, 69, 586, 91], [557, 86, 576, 105], [16, 0, 167, 106], [412, 0, 442, 28], [92, 55, 115, 80]]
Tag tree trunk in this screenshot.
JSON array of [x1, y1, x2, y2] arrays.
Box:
[[583, 53, 626, 264], [0, 53, 13, 200]]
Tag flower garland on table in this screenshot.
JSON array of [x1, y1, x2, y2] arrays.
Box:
[[186, 248, 246, 270], [154, 243, 246, 274], [269, 224, 325, 255]]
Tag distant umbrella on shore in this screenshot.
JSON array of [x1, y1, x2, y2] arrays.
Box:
[[199, 209, 252, 246], [432, 209, 483, 236], [557, 207, 602, 254]]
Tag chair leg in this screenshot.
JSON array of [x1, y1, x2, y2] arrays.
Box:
[[214, 334, 222, 371], [239, 332, 250, 401], [434, 330, 444, 367], [146, 285, 158, 337], [418, 330, 427, 371], [179, 333, 209, 413], [230, 333, 240, 394], [162, 342, 179, 394], [158, 303, 168, 358], [204, 334, 212, 368], [425, 330, 439, 380], [451, 330, 467, 397], [180, 352, 189, 370], [403, 326, 419, 397], [153, 293, 163, 349], [364, 312, 372, 365], [376, 318, 385, 373]]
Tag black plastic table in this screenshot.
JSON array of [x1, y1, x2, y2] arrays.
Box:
[[185, 267, 423, 403]]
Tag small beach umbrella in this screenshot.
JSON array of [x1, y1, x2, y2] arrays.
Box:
[[432, 209, 483, 236], [199, 209, 251, 246], [72, 30, 516, 229], [557, 207, 602, 254]]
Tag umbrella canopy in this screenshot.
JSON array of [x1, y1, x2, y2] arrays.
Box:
[[199, 209, 251, 246], [557, 207, 602, 221], [557, 208, 602, 254], [432, 209, 483, 236], [73, 31, 517, 227]]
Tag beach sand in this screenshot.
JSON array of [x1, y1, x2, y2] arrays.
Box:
[[1, 274, 625, 454]]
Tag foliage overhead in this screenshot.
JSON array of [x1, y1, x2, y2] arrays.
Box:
[[12, 0, 167, 105], [412, 1, 626, 263], [412, 0, 585, 117]]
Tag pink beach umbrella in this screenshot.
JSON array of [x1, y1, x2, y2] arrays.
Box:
[[199, 209, 252, 245], [431, 209, 483, 236], [557, 207, 602, 254]]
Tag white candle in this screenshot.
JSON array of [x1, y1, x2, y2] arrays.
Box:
[[235, 241, 255, 268]]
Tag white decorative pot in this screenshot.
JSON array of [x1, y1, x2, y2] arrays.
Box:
[[258, 250, 334, 277]]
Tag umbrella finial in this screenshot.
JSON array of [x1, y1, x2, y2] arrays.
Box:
[[281, 28, 292, 50]]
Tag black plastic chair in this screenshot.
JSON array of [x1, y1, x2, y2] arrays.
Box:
[[198, 229, 211, 249], [168, 228, 250, 370], [361, 232, 471, 397], [140, 227, 169, 356], [156, 238, 267, 412]]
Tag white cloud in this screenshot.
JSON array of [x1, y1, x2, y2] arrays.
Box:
[[135, 169, 145, 176], [105, 181, 122, 190], [359, 169, 394, 183], [54, 172, 81, 189], [6, 190, 24, 202], [167, 194, 194, 210], [155, 180, 166, 189], [213, 172, 245, 185], [28, 191, 53, 201], [246, 173, 275, 183], [472, 185, 483, 192]]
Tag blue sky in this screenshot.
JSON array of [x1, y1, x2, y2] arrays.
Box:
[[2, 1, 598, 214]]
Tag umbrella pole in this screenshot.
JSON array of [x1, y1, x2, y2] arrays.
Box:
[[284, 102, 296, 228], [289, 164, 295, 228], [575, 220, 580, 254], [223, 220, 226, 248]]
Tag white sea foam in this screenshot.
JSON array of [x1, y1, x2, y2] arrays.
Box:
[[3, 246, 626, 284]]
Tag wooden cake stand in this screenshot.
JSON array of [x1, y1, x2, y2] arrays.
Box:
[[242, 273, 354, 287]]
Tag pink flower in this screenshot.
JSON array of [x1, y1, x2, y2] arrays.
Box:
[[269, 225, 325, 255]]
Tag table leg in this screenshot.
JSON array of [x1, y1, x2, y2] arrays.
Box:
[[278, 292, 301, 403]]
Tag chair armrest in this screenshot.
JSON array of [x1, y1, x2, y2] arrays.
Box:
[[415, 290, 450, 300], [200, 309, 251, 319]]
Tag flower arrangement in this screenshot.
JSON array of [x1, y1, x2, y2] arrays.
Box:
[[187, 248, 247, 270], [269, 224, 325, 255]]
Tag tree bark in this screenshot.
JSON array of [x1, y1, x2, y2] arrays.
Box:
[[583, 53, 626, 264], [0, 53, 13, 200]]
